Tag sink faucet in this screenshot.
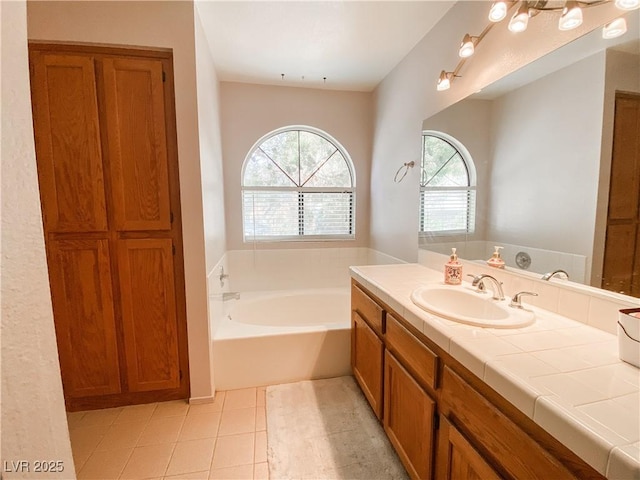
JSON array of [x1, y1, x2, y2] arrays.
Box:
[[468, 274, 505, 301], [541, 269, 569, 281], [510, 291, 538, 309]]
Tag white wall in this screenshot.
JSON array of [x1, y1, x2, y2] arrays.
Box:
[[219, 82, 373, 250], [370, 0, 624, 262], [592, 48, 640, 285], [1, 1, 76, 476], [488, 52, 607, 279], [27, 1, 214, 401]]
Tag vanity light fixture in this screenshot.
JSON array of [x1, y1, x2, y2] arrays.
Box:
[[602, 17, 628, 38], [458, 34, 478, 58], [508, 2, 530, 33], [436, 71, 454, 91], [558, 1, 583, 30], [615, 0, 640, 10], [488, 1, 509, 22]]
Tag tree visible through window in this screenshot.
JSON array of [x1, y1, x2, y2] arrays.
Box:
[[242, 127, 355, 241], [420, 132, 476, 235]]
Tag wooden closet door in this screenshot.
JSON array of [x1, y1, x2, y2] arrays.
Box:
[[48, 239, 121, 398], [118, 238, 181, 392], [102, 57, 172, 232], [30, 52, 108, 233]]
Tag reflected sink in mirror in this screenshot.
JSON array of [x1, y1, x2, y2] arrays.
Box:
[[411, 285, 535, 328]]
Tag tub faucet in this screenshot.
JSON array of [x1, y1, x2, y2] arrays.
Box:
[[219, 266, 229, 287], [541, 269, 569, 281], [469, 274, 505, 301]]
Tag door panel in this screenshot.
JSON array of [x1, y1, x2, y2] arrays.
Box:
[[118, 238, 180, 392], [48, 239, 121, 398], [102, 58, 171, 231], [351, 312, 384, 419], [30, 52, 108, 232]]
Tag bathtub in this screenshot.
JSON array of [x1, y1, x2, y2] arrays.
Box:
[[212, 288, 352, 390]]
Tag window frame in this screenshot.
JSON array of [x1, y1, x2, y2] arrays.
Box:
[[241, 125, 356, 243], [419, 131, 477, 237]]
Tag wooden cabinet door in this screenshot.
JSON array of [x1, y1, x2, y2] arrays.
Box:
[[30, 52, 108, 233], [48, 239, 121, 398], [384, 350, 435, 480], [102, 57, 172, 232], [436, 416, 502, 480], [118, 238, 180, 392], [351, 312, 384, 419]]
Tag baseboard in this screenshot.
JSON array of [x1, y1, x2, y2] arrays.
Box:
[[188, 395, 215, 405]]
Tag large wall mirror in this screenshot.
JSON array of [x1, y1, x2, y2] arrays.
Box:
[[419, 15, 639, 297]]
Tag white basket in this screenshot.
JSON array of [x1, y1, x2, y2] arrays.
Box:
[[618, 309, 640, 368]]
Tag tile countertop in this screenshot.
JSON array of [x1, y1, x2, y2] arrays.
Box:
[[349, 263, 640, 479]]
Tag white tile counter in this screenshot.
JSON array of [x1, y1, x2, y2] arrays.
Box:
[[350, 263, 640, 479]]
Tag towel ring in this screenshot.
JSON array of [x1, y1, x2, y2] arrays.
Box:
[[393, 161, 415, 183]]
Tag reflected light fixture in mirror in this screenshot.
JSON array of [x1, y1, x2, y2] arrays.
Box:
[[602, 17, 628, 38]]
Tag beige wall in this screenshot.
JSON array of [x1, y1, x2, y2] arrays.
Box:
[[219, 82, 373, 250], [27, 1, 214, 400], [370, 0, 624, 262], [1, 0, 76, 476]]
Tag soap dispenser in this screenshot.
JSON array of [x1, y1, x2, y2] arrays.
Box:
[[487, 246, 505, 269], [444, 248, 463, 285]]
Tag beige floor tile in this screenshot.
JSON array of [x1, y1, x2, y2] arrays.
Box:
[[95, 421, 148, 451], [223, 389, 256, 410], [253, 462, 269, 480], [78, 407, 123, 427], [70, 424, 110, 452], [210, 433, 254, 470], [67, 411, 87, 430], [165, 471, 209, 479], [71, 445, 93, 473], [255, 408, 266, 432], [218, 408, 256, 436], [188, 402, 221, 416], [153, 400, 190, 419], [138, 416, 185, 446], [212, 391, 225, 412], [120, 443, 175, 479], [178, 412, 221, 441], [165, 438, 215, 476], [254, 431, 267, 464], [115, 403, 158, 424], [78, 447, 132, 479], [256, 387, 266, 408], [208, 464, 254, 480]]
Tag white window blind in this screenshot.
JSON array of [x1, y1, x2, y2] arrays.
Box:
[[242, 128, 356, 242], [419, 187, 476, 234]]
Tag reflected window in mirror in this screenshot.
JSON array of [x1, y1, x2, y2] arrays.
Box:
[[420, 132, 476, 236]]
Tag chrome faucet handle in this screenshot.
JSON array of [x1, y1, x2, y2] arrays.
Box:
[[541, 269, 569, 281], [466, 274, 487, 293], [510, 291, 538, 309]]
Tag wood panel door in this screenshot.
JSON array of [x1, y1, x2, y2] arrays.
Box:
[[384, 351, 435, 480], [102, 57, 172, 232], [603, 92, 640, 296], [29, 52, 108, 233], [351, 311, 384, 419], [118, 238, 181, 392], [436, 416, 502, 480], [48, 239, 121, 398]]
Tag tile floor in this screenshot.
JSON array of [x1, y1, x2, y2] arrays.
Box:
[[67, 387, 269, 479]]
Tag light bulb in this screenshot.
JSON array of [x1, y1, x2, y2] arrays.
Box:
[[615, 0, 639, 10], [509, 4, 530, 33], [488, 1, 508, 22], [603, 17, 628, 39], [459, 34, 475, 58], [559, 1, 583, 31], [437, 71, 451, 91]]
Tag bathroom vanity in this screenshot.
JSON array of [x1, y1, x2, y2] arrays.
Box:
[[350, 264, 639, 480]]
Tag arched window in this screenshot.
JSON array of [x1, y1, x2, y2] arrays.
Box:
[[242, 126, 355, 241], [420, 132, 476, 235]]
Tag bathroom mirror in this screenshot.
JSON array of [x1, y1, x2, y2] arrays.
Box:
[[419, 18, 639, 293]]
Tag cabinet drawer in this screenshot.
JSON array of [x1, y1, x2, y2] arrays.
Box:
[[386, 314, 438, 391], [351, 283, 384, 335], [441, 367, 575, 479]]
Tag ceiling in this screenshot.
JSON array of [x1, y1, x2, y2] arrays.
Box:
[[195, 1, 455, 92]]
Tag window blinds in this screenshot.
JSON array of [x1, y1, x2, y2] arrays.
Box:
[[419, 187, 476, 234]]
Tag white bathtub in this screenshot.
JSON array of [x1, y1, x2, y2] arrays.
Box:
[[212, 288, 352, 390]]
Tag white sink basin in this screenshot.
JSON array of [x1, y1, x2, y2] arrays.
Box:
[[410, 285, 535, 328]]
